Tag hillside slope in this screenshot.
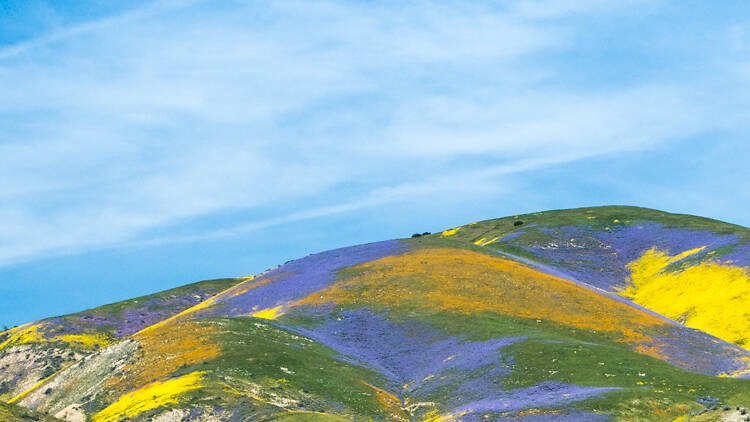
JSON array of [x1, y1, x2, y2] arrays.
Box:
[[0, 278, 245, 402], [441, 206, 750, 349], [3, 206, 750, 421], [0, 400, 62, 422]]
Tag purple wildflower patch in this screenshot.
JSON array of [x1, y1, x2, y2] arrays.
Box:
[[499, 232, 526, 242], [201, 240, 408, 317], [500, 223, 747, 292], [648, 326, 750, 377], [291, 308, 520, 382], [450, 381, 618, 417]]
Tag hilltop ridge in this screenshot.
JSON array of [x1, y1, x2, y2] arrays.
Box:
[[3, 206, 750, 421]]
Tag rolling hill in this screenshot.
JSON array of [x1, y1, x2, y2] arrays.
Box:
[[3, 206, 750, 421]]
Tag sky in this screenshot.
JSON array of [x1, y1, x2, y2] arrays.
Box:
[[1, 0, 749, 327]]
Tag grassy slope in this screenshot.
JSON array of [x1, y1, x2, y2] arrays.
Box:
[[75, 277, 242, 316], [430, 206, 750, 348], [436, 205, 750, 266], [270, 413, 352, 421], [0, 400, 61, 421], [27, 317, 402, 422], [277, 244, 750, 420], [434, 310, 750, 419], [51, 277, 245, 339], [280, 304, 750, 420], [0, 277, 245, 404], [444, 205, 750, 239], [0, 277, 245, 350], [8, 206, 750, 421]]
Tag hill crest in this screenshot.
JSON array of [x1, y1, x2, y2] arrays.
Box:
[[3, 206, 750, 421]]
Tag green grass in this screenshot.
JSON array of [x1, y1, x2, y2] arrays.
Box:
[[269, 411, 353, 421], [70, 277, 243, 317], [436, 205, 750, 245], [418, 310, 625, 345], [415, 310, 750, 419], [504, 338, 750, 420], [0, 400, 62, 421], [75, 316, 394, 421], [168, 317, 396, 421], [279, 304, 750, 421]]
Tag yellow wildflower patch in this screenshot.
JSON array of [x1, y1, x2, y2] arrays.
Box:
[[623, 247, 750, 347], [55, 333, 112, 347], [441, 227, 461, 237], [474, 237, 500, 246], [0, 324, 45, 350], [93, 371, 205, 422], [422, 409, 467, 422], [252, 306, 284, 320], [0, 323, 112, 352]]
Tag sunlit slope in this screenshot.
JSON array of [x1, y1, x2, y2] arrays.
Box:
[[8, 207, 750, 421], [127, 238, 750, 376], [0, 277, 244, 402], [18, 317, 403, 422], [1, 277, 244, 349], [441, 206, 750, 347], [21, 238, 746, 421]]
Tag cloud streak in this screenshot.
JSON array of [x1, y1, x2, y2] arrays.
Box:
[[0, 0, 203, 60], [0, 0, 747, 268]]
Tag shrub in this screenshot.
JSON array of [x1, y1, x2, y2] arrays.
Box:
[[40, 365, 55, 379]]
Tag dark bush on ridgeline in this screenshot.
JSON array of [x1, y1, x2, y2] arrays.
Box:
[[422, 232, 431, 236], [411, 233, 422, 238], [514, 220, 524, 227]]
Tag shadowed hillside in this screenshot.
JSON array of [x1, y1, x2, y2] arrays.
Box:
[[3, 206, 750, 421]]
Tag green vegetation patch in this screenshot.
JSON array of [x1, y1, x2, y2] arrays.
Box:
[[269, 411, 353, 421], [0, 400, 62, 422], [73, 277, 243, 317], [504, 338, 750, 420], [174, 317, 396, 421], [433, 206, 750, 246]]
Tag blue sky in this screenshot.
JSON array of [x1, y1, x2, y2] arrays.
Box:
[[1, 0, 749, 327]]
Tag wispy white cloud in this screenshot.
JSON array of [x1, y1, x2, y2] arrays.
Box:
[[0, 0, 202, 60], [0, 0, 746, 268], [509, 0, 659, 19]]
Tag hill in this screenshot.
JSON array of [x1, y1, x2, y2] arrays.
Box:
[[3, 206, 750, 421]]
